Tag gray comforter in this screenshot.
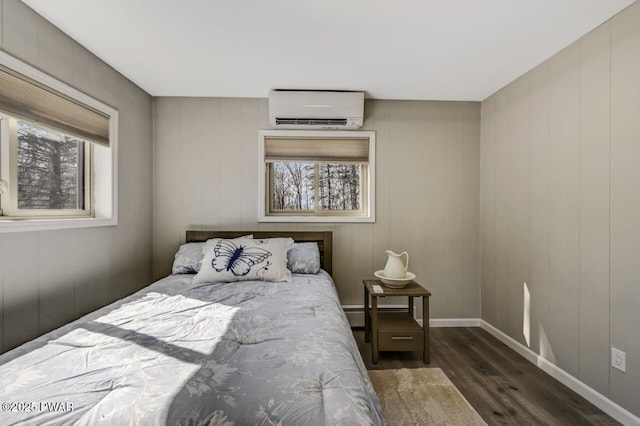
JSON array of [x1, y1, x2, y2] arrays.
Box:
[[0, 272, 385, 425]]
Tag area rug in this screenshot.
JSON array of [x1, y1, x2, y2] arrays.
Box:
[[368, 368, 486, 426]]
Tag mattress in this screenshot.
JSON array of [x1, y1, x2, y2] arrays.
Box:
[[0, 271, 385, 425]]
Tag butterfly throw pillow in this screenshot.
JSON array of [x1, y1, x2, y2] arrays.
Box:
[[171, 235, 254, 275], [193, 237, 294, 284]]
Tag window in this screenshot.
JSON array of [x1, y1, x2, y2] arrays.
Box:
[[0, 117, 91, 217], [259, 130, 375, 222], [0, 50, 118, 232]]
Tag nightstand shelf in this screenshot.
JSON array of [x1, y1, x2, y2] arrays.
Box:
[[363, 279, 431, 364]]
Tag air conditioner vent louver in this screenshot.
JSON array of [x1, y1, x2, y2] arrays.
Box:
[[275, 118, 348, 126]]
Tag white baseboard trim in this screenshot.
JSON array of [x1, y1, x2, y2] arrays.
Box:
[[480, 320, 640, 426], [429, 318, 482, 327], [342, 305, 481, 329]]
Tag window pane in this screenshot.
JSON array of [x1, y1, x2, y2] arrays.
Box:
[[318, 164, 361, 211], [270, 162, 315, 211], [16, 120, 84, 210]]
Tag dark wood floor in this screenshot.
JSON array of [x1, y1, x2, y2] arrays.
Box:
[[353, 327, 618, 425]]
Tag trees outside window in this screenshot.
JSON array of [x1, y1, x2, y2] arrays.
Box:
[[318, 163, 360, 211], [1, 116, 90, 217], [269, 161, 362, 213], [16, 120, 84, 210]]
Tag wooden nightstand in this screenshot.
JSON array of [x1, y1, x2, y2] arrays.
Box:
[[363, 279, 431, 364]]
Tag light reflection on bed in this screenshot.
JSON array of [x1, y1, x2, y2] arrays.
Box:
[[95, 292, 240, 355], [0, 272, 385, 425]]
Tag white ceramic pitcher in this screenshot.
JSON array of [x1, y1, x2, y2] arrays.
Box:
[[383, 250, 409, 279]]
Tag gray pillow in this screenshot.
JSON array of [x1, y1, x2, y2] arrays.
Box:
[[287, 242, 321, 274], [171, 242, 206, 274]]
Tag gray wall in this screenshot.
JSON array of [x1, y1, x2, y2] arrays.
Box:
[[153, 98, 480, 319], [0, 0, 153, 353], [480, 2, 640, 416]]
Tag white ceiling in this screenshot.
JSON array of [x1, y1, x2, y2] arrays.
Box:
[[23, 0, 635, 101]]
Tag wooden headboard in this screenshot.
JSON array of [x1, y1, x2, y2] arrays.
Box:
[[185, 231, 333, 276]]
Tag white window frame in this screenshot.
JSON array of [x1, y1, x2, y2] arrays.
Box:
[[0, 116, 93, 218], [0, 51, 118, 233], [258, 130, 375, 223]]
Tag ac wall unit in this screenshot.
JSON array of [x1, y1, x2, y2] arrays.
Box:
[[269, 90, 364, 129]]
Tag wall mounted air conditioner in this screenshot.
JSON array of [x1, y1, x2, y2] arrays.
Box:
[[269, 90, 364, 129]]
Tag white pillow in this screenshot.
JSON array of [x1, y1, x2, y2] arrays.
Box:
[[171, 234, 253, 275], [193, 237, 294, 284]]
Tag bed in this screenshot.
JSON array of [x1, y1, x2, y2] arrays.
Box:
[[0, 231, 385, 425]]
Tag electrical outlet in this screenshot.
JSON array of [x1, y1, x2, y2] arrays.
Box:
[[612, 348, 626, 373]]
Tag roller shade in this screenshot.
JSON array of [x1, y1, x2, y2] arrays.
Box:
[[0, 65, 110, 146], [265, 137, 369, 163]]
